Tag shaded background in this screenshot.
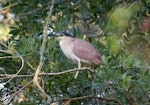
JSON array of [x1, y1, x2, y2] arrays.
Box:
[[0, 0, 150, 105]]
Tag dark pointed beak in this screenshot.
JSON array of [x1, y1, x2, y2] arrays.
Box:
[[47, 32, 58, 37]]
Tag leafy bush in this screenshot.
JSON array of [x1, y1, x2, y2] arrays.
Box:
[[0, 0, 150, 105]]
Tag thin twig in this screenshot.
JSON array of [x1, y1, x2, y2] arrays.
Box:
[[5, 56, 24, 84], [0, 56, 20, 59], [112, 65, 150, 70], [0, 42, 17, 53], [33, 0, 55, 103], [0, 3, 18, 12], [64, 95, 123, 105], [8, 80, 33, 103], [0, 42, 25, 84], [0, 67, 89, 79], [26, 62, 36, 70], [0, 49, 14, 54], [41, 67, 89, 76], [17, 2, 50, 17]]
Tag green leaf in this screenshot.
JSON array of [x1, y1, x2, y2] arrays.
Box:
[[107, 35, 120, 54]]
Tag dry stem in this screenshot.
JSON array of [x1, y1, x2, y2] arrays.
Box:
[[33, 0, 55, 103]]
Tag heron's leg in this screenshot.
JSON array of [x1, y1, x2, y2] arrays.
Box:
[[74, 60, 81, 79], [78, 60, 81, 68]]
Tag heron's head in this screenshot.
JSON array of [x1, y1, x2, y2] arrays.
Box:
[[50, 31, 73, 40]]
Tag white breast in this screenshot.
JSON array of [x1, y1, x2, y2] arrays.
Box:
[[59, 41, 72, 59], [59, 37, 80, 63]]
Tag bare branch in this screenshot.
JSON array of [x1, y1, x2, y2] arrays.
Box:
[[5, 56, 24, 84], [17, 2, 50, 17], [64, 95, 123, 105], [0, 50, 14, 54], [33, 0, 55, 103], [0, 67, 89, 79], [40, 67, 89, 76], [0, 42, 17, 53], [112, 65, 150, 70], [0, 42, 25, 84], [26, 62, 36, 71], [0, 56, 20, 59], [8, 80, 33, 104], [0, 3, 18, 12]]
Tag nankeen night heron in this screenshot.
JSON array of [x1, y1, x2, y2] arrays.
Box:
[[50, 32, 104, 78]]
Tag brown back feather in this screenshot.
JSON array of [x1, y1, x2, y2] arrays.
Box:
[[72, 38, 102, 64]]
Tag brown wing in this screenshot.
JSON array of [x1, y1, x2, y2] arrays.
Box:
[[72, 38, 102, 64]]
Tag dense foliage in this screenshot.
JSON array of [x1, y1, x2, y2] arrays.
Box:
[[0, 0, 150, 105]]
